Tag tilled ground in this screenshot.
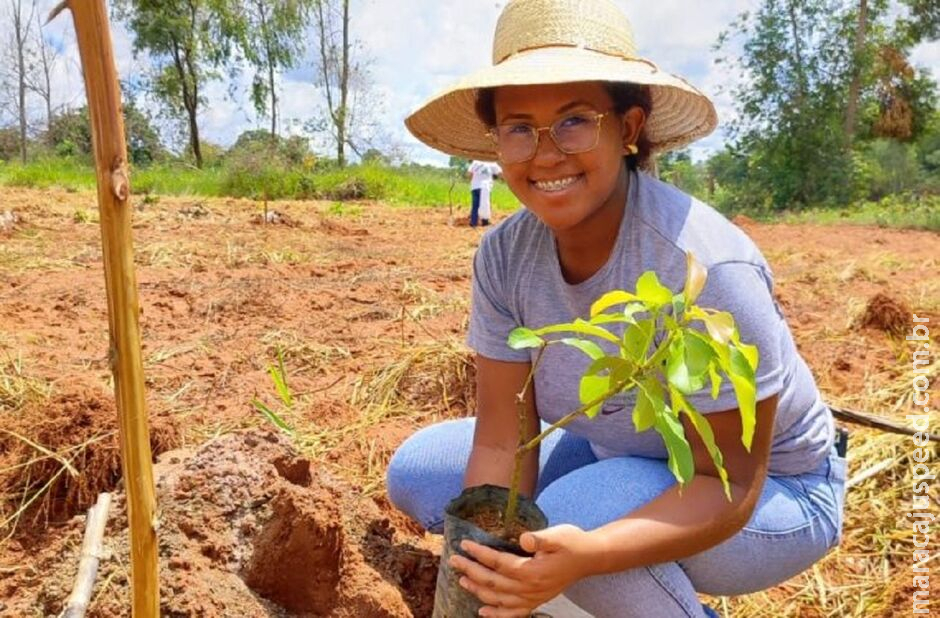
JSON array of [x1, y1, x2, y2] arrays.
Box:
[[0, 187, 937, 616]]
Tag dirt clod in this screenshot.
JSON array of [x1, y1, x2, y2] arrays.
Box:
[[858, 292, 910, 335]]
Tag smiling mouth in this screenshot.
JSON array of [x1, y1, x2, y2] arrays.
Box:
[[531, 174, 583, 192]]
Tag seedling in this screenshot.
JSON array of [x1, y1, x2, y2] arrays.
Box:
[[252, 346, 295, 435], [500, 252, 759, 535]]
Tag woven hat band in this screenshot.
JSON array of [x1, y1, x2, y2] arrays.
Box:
[[493, 0, 638, 64]]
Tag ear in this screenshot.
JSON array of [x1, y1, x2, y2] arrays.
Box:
[[620, 106, 647, 154]]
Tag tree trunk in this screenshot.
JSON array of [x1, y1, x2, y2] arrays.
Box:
[[13, 0, 29, 163], [268, 60, 277, 138], [844, 0, 868, 144], [338, 0, 349, 167], [786, 0, 807, 108], [258, 2, 277, 138]]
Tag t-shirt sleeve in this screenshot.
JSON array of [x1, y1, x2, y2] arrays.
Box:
[[684, 261, 786, 413], [465, 236, 531, 363]]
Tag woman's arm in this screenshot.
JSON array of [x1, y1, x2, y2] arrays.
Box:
[[586, 394, 777, 574], [464, 354, 541, 497], [451, 395, 777, 614]]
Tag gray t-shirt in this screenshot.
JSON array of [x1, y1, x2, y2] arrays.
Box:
[[466, 170, 834, 476]]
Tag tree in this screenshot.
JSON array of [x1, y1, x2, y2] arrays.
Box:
[[115, 0, 241, 168], [314, 0, 354, 167], [45, 104, 165, 165], [717, 0, 858, 208], [26, 14, 58, 134], [235, 0, 313, 138], [2, 0, 35, 162]]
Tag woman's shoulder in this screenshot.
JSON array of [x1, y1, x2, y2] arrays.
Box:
[[632, 171, 768, 272], [477, 207, 544, 258]]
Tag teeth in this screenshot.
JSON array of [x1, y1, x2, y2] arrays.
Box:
[[533, 176, 579, 192]]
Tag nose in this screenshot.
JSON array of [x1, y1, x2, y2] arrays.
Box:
[[531, 127, 566, 167]]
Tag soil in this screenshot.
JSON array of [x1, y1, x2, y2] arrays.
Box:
[[0, 186, 937, 616], [1, 430, 438, 617]]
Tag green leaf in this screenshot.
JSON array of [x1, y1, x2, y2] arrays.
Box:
[[633, 378, 664, 432], [666, 333, 712, 395], [252, 398, 294, 434], [622, 318, 654, 363], [655, 412, 695, 486], [590, 313, 632, 326], [579, 374, 610, 418], [636, 271, 673, 307], [684, 251, 708, 305], [686, 307, 736, 345], [727, 346, 758, 450], [585, 356, 622, 375], [507, 327, 545, 349], [682, 405, 732, 500], [533, 319, 621, 345], [271, 348, 292, 408], [590, 290, 640, 316], [708, 363, 722, 399], [558, 338, 606, 360], [738, 341, 759, 372]]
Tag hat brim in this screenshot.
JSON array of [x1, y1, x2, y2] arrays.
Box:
[[405, 46, 718, 161]]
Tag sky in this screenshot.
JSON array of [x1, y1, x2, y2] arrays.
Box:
[[19, 0, 940, 166]]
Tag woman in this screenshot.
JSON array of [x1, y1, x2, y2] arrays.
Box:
[[388, 1, 846, 616]]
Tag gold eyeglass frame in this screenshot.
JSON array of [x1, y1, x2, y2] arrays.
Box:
[[486, 111, 611, 164]]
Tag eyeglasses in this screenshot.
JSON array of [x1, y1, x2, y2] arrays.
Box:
[[488, 111, 611, 164]]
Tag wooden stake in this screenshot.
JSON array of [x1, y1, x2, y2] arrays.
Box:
[[61, 493, 113, 618], [51, 2, 159, 616]]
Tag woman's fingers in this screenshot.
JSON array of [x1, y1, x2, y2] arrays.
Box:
[[449, 553, 526, 594], [460, 540, 525, 576], [458, 575, 531, 611]]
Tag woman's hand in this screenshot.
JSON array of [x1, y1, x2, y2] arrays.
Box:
[[449, 523, 602, 617]]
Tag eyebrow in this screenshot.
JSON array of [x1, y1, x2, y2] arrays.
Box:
[[498, 100, 598, 123]]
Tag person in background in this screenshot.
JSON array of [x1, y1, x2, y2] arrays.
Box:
[[468, 159, 502, 227]]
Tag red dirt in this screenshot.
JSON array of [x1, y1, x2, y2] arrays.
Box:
[[1, 430, 438, 617], [0, 187, 937, 616]]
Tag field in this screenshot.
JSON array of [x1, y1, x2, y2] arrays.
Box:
[[0, 186, 937, 616]]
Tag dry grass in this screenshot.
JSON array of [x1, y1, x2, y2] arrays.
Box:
[[710, 360, 938, 618]]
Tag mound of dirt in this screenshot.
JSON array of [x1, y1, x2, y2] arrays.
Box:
[[2, 430, 438, 617], [0, 380, 179, 537], [858, 292, 910, 335]]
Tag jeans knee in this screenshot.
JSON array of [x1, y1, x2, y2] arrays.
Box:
[[386, 442, 417, 518]]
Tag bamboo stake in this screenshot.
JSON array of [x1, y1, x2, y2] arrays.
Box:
[[61, 493, 113, 618], [49, 2, 158, 616]]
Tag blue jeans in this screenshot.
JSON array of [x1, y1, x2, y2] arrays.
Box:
[[387, 419, 846, 618], [470, 188, 481, 226]]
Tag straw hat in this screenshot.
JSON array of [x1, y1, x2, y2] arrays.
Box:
[[405, 0, 718, 161]]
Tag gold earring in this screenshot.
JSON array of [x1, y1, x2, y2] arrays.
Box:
[[626, 144, 638, 155]]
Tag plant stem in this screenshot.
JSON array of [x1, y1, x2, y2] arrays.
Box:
[[502, 347, 546, 537]]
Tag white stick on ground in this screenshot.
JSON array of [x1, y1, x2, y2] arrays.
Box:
[[60, 493, 112, 618]]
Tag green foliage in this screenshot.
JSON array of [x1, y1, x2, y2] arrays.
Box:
[[43, 104, 164, 166], [252, 346, 294, 435], [508, 254, 759, 498], [714, 0, 937, 211], [115, 0, 244, 167], [0, 156, 519, 210], [0, 128, 21, 162], [233, 0, 314, 131], [448, 156, 470, 176], [658, 150, 708, 199]]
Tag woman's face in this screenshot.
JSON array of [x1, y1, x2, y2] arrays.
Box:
[[492, 82, 643, 233]]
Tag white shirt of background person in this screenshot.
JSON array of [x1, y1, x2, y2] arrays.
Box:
[[469, 161, 501, 221]]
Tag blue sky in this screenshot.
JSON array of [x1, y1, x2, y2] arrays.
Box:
[[33, 0, 940, 166]]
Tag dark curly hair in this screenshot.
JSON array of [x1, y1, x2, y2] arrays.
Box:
[[475, 82, 653, 171]]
